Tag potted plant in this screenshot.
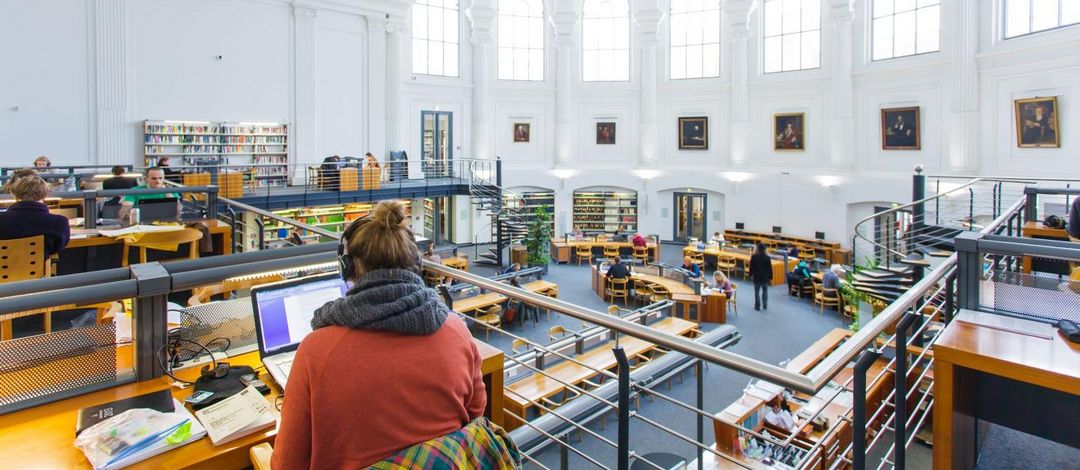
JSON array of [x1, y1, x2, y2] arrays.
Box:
[[525, 205, 552, 273]]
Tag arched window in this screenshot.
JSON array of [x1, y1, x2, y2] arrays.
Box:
[[582, 0, 630, 82], [412, 0, 460, 77], [1004, 0, 1080, 38], [498, 0, 544, 81], [670, 0, 721, 79], [872, 0, 940, 61], [762, 0, 820, 74]]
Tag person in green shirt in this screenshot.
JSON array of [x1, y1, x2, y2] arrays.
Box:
[[118, 167, 180, 221]]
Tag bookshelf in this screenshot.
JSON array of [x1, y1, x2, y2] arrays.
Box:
[[143, 120, 289, 188], [423, 198, 436, 240], [252, 201, 413, 250], [505, 191, 554, 236], [572, 190, 637, 233]]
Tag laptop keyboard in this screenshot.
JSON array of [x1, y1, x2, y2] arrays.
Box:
[[277, 358, 293, 378]]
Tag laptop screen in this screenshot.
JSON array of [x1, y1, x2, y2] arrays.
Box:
[[252, 275, 350, 355]]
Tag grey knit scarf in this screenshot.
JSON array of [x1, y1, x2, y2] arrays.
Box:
[[311, 268, 449, 335]]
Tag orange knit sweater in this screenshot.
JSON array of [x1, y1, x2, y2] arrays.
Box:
[[271, 315, 486, 469]]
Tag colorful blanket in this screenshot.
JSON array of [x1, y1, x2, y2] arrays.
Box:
[[369, 418, 521, 470]]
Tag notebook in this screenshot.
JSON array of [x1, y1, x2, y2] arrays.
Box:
[[194, 385, 276, 446], [76, 389, 175, 436]]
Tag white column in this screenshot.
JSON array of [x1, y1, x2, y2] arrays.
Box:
[[949, 0, 979, 173], [366, 15, 388, 159], [467, 1, 496, 159], [635, 4, 663, 167], [386, 14, 408, 152], [725, 0, 752, 167], [292, 6, 319, 168], [94, 0, 129, 166], [828, 0, 855, 169], [551, 4, 579, 167]]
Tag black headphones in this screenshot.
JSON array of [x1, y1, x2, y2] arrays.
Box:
[[1045, 215, 1066, 230], [200, 361, 230, 380], [337, 216, 423, 281]]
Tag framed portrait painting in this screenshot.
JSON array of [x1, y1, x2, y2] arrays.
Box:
[[596, 122, 616, 145], [678, 117, 708, 150], [881, 106, 921, 150], [513, 123, 531, 143], [774, 113, 805, 151], [1015, 97, 1060, 148]]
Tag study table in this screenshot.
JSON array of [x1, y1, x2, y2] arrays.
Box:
[[441, 255, 469, 270], [450, 280, 559, 315], [932, 310, 1080, 470], [682, 246, 796, 287], [723, 230, 850, 265], [1020, 220, 1071, 274], [550, 240, 661, 264], [0, 340, 504, 470], [59, 220, 232, 274], [503, 317, 698, 430]]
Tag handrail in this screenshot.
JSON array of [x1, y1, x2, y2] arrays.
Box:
[[216, 194, 338, 239]]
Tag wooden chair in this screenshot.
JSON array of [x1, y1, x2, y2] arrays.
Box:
[[607, 305, 622, 316], [651, 285, 672, 301], [0, 236, 50, 281], [476, 305, 502, 340], [121, 228, 204, 267], [716, 254, 738, 279], [842, 295, 859, 321], [188, 274, 286, 306], [541, 285, 559, 321], [250, 442, 273, 470], [603, 245, 619, 259], [726, 283, 738, 317], [632, 280, 655, 306], [511, 338, 531, 354], [607, 277, 630, 304], [548, 325, 570, 342], [814, 283, 842, 315], [575, 245, 593, 265], [799, 246, 817, 263], [688, 251, 705, 266], [422, 270, 443, 287], [632, 246, 649, 265]]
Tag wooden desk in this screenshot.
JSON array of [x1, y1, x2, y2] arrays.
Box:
[[442, 256, 469, 270], [1021, 220, 1072, 274], [723, 230, 849, 265], [503, 317, 698, 430], [451, 280, 558, 315], [0, 340, 504, 470], [932, 310, 1080, 470], [550, 240, 660, 264], [682, 246, 794, 286], [784, 328, 849, 374], [699, 291, 727, 324], [60, 220, 232, 274]]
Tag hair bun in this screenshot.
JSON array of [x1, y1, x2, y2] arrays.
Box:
[[372, 201, 408, 230]]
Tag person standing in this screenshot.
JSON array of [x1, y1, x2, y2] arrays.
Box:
[[749, 242, 772, 311]]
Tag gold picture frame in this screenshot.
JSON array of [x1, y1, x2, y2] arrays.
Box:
[[1014, 97, 1060, 148], [513, 123, 531, 142], [881, 106, 921, 150], [678, 117, 708, 150], [774, 113, 805, 151]]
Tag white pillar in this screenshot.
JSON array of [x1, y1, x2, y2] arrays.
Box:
[[292, 6, 319, 168], [635, 4, 663, 167], [467, 2, 496, 159], [386, 14, 408, 152], [551, 4, 579, 167], [94, 0, 130, 166], [828, 0, 855, 169], [725, 0, 752, 167], [949, 0, 979, 173], [366, 15, 388, 159]]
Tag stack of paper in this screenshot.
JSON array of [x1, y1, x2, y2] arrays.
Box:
[[194, 385, 276, 446], [75, 398, 206, 470]]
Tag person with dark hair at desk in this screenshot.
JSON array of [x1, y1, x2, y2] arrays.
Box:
[[273, 201, 508, 468], [156, 157, 183, 184], [102, 166, 137, 190], [607, 256, 631, 280], [681, 256, 702, 279], [749, 242, 772, 311], [0, 174, 70, 257], [118, 167, 180, 221], [764, 398, 798, 433], [501, 262, 521, 275]]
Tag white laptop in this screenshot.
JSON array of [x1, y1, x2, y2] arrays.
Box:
[[251, 273, 349, 388]]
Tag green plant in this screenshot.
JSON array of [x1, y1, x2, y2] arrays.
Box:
[[525, 205, 552, 266]]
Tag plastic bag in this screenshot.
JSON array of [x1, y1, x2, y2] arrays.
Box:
[[74, 408, 190, 469]]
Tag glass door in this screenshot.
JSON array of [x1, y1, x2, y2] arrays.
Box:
[[423, 197, 453, 243], [674, 192, 707, 243], [421, 111, 453, 178]]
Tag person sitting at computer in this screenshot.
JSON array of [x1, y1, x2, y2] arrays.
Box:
[[710, 231, 725, 245], [156, 157, 183, 184], [787, 261, 812, 295], [822, 264, 843, 298], [274, 201, 495, 468], [764, 398, 798, 433], [0, 174, 70, 257], [501, 262, 521, 275], [102, 165, 137, 206], [681, 256, 702, 279], [118, 167, 180, 221], [607, 256, 631, 280]]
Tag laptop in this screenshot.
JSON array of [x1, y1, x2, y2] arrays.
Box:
[[135, 197, 180, 222], [250, 273, 350, 388]]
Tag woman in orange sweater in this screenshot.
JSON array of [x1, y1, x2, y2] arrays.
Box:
[[273, 201, 487, 468]]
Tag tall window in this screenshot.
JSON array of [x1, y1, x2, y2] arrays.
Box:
[[582, 0, 630, 81], [670, 0, 722, 79], [412, 0, 460, 77], [762, 0, 821, 73], [1005, 0, 1080, 38], [498, 0, 544, 81], [872, 0, 940, 61]]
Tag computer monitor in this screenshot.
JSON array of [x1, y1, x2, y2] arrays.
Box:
[[772, 226, 782, 234], [735, 222, 745, 230], [815, 231, 826, 240], [135, 197, 180, 222], [251, 274, 350, 356]]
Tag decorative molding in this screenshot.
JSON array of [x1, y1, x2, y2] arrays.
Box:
[[953, 0, 979, 112], [292, 5, 319, 20]]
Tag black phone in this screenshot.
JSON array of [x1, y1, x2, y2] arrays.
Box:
[[240, 373, 271, 395]]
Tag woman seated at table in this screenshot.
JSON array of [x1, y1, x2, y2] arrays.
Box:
[[632, 232, 648, 248], [274, 201, 494, 468], [764, 398, 799, 433], [712, 271, 734, 297], [681, 256, 702, 279], [0, 174, 70, 258]]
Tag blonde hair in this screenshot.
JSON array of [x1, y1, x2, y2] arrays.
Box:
[[714, 270, 728, 284], [343, 201, 418, 277], [2, 168, 37, 192], [10, 174, 49, 202]]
